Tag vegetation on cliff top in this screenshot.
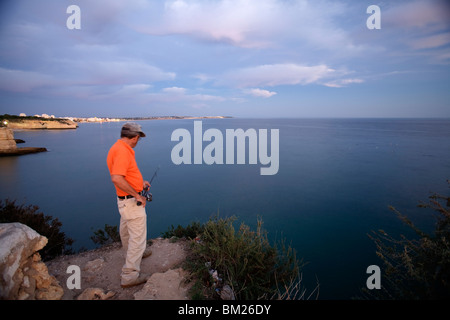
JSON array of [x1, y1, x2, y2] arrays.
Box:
[[175, 216, 315, 300], [92, 216, 311, 300], [2, 180, 450, 299], [0, 114, 69, 123], [188, 217, 319, 300], [0, 199, 74, 260], [366, 180, 450, 299]]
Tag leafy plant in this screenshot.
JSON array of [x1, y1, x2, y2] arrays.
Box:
[[91, 224, 121, 246], [367, 181, 450, 299], [0, 199, 74, 260], [161, 221, 204, 240], [178, 215, 317, 300]]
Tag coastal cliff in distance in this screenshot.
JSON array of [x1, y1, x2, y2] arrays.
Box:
[[0, 127, 47, 156], [2, 114, 77, 130]]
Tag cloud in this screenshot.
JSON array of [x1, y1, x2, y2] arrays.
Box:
[[0, 68, 56, 92], [384, 0, 450, 30], [0, 58, 175, 95], [217, 63, 336, 88], [78, 60, 176, 85], [133, 0, 354, 50], [2, 0, 448, 117], [74, 0, 149, 35], [192, 73, 213, 84], [137, 0, 276, 48], [115, 84, 152, 95], [408, 32, 450, 50], [109, 86, 226, 107], [162, 87, 187, 95], [323, 78, 364, 88], [190, 93, 225, 102], [244, 88, 277, 98], [382, 0, 450, 62], [161, 87, 224, 102]]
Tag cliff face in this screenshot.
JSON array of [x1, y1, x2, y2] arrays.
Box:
[[6, 119, 77, 130], [0, 128, 17, 152], [0, 128, 47, 156], [0, 223, 64, 300]]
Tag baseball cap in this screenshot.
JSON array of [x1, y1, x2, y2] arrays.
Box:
[[121, 122, 146, 137]]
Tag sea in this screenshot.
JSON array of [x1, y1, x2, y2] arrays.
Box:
[[1, 118, 449, 299]]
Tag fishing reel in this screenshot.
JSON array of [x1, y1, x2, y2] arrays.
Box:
[[142, 186, 152, 202], [137, 187, 152, 206], [137, 167, 159, 206]]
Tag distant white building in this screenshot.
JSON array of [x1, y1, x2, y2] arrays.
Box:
[[19, 113, 26, 117]]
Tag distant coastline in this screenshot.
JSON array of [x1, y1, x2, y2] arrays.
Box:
[[74, 115, 232, 123], [0, 114, 232, 130], [0, 114, 231, 156], [1, 114, 77, 130]]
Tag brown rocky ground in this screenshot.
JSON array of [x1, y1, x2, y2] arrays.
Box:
[[46, 238, 193, 300]]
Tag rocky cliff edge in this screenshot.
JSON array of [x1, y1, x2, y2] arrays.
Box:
[[6, 118, 77, 130], [0, 128, 47, 156], [0, 223, 192, 300]]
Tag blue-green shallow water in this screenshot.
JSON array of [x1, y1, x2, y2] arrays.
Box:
[[1, 118, 449, 299]]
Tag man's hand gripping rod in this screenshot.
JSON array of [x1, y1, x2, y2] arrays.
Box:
[[137, 167, 159, 206]]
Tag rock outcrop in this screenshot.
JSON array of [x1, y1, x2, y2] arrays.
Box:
[[0, 223, 194, 300], [0, 127, 17, 152], [0, 223, 64, 300], [46, 238, 192, 300], [0, 128, 47, 156], [134, 268, 190, 300], [76, 287, 116, 300]]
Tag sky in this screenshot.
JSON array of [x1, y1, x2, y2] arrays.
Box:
[[0, 0, 449, 118]]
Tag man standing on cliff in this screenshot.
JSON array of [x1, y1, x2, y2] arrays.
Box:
[[107, 122, 152, 288]]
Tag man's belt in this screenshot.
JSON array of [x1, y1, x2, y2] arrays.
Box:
[[118, 192, 142, 200]]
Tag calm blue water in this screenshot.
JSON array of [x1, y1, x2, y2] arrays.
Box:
[[1, 118, 449, 299]]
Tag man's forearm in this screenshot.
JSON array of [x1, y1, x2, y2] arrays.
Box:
[[111, 175, 141, 197]]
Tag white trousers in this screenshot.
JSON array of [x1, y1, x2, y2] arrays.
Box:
[[117, 197, 147, 284]]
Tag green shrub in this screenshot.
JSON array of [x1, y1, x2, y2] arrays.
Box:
[[161, 221, 204, 240], [0, 199, 74, 260], [90, 224, 121, 246], [178, 215, 316, 300], [368, 181, 450, 299], [0, 113, 66, 122]]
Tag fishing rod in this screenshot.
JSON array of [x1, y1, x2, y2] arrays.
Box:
[[149, 166, 160, 185], [137, 166, 159, 206]]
